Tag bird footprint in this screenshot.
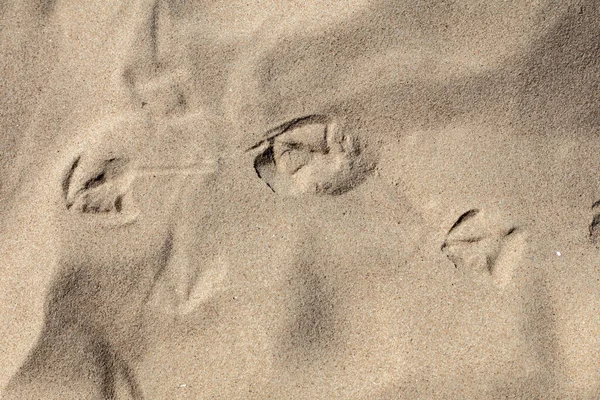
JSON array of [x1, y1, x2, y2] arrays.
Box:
[[442, 208, 525, 287]]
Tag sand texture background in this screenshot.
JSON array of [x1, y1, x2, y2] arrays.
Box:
[[1, 0, 600, 398]]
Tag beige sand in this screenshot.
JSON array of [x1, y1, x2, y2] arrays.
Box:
[[1, 0, 600, 398]]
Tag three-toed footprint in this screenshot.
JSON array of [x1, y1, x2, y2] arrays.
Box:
[[62, 113, 218, 227], [441, 207, 526, 287]]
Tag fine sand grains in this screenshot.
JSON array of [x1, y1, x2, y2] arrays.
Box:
[[2, 1, 600, 399]]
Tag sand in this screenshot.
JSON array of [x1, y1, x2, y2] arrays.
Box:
[[1, 0, 600, 398]]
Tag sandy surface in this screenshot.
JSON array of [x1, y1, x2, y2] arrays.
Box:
[[1, 0, 600, 398]]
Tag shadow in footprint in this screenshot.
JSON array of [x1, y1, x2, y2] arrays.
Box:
[[589, 200, 600, 246]]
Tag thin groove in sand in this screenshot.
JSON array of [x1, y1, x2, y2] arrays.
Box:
[[135, 160, 217, 177]]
